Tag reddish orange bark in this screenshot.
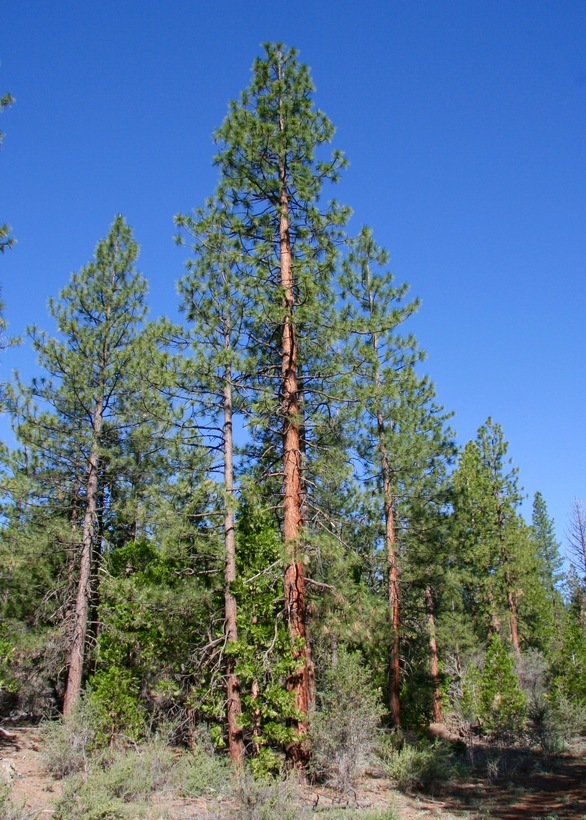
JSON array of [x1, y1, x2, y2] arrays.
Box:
[[371, 320, 401, 728], [280, 156, 310, 762]]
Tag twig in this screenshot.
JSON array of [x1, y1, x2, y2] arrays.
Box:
[[243, 559, 281, 585]]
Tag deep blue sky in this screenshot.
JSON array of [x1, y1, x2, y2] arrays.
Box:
[[2, 1, 585, 552]]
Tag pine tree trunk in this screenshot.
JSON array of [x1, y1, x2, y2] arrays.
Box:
[[66, 486, 80, 599], [223, 361, 244, 766], [371, 318, 401, 727], [250, 677, 262, 756], [507, 584, 521, 657], [496, 494, 521, 656], [381, 445, 401, 728], [279, 158, 309, 762], [63, 401, 103, 716], [425, 585, 443, 723], [487, 590, 502, 635]]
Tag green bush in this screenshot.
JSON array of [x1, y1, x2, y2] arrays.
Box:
[[87, 666, 146, 747], [171, 745, 232, 797], [383, 740, 461, 795], [479, 635, 527, 737], [233, 774, 304, 820], [42, 699, 99, 778], [459, 636, 527, 739], [530, 694, 586, 753], [310, 648, 381, 793], [52, 735, 232, 819]]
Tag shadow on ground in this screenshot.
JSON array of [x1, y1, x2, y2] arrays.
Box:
[[440, 745, 586, 818]]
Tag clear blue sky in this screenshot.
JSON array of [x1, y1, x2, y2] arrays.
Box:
[[2, 1, 585, 553]]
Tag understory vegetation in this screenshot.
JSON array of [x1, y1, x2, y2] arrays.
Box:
[[1, 42, 585, 813]]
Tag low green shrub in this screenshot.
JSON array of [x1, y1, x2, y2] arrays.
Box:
[[310, 648, 381, 793], [324, 810, 400, 820], [233, 774, 304, 820], [171, 745, 231, 797], [530, 693, 586, 754], [383, 740, 462, 795], [52, 734, 231, 818], [42, 698, 99, 778]]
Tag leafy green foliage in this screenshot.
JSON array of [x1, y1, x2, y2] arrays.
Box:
[[552, 612, 586, 706], [87, 668, 146, 747], [230, 504, 298, 770], [92, 537, 219, 740], [383, 740, 462, 795], [460, 635, 527, 737], [0, 628, 15, 694], [479, 635, 527, 735]]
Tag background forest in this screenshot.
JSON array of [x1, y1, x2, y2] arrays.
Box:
[[1, 37, 585, 816]]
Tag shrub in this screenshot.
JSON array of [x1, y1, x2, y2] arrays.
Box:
[[310, 648, 381, 793], [87, 666, 146, 747], [325, 810, 400, 820], [383, 740, 461, 795], [42, 698, 99, 778], [233, 774, 305, 820], [529, 694, 586, 754], [171, 745, 232, 797], [52, 734, 232, 819]]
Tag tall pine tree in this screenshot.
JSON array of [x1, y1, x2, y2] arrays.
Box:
[[206, 43, 349, 760]]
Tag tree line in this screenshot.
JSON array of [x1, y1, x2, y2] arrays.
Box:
[[1, 44, 584, 772]]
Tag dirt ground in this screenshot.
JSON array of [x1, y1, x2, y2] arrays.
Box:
[[1, 725, 585, 818]]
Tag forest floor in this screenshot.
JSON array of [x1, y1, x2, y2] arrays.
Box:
[[1, 725, 585, 818]]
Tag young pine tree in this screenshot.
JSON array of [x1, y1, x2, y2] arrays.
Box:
[[11, 217, 151, 715], [530, 491, 564, 651], [174, 200, 254, 765], [451, 419, 550, 658], [339, 227, 453, 726]]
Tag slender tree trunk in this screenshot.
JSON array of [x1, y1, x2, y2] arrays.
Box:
[[425, 585, 443, 723], [250, 677, 262, 756], [279, 156, 309, 762], [379, 426, 401, 727], [487, 589, 501, 635], [223, 359, 245, 766], [507, 584, 521, 657], [370, 319, 401, 727], [63, 401, 103, 716], [495, 495, 521, 656], [66, 485, 81, 597]]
